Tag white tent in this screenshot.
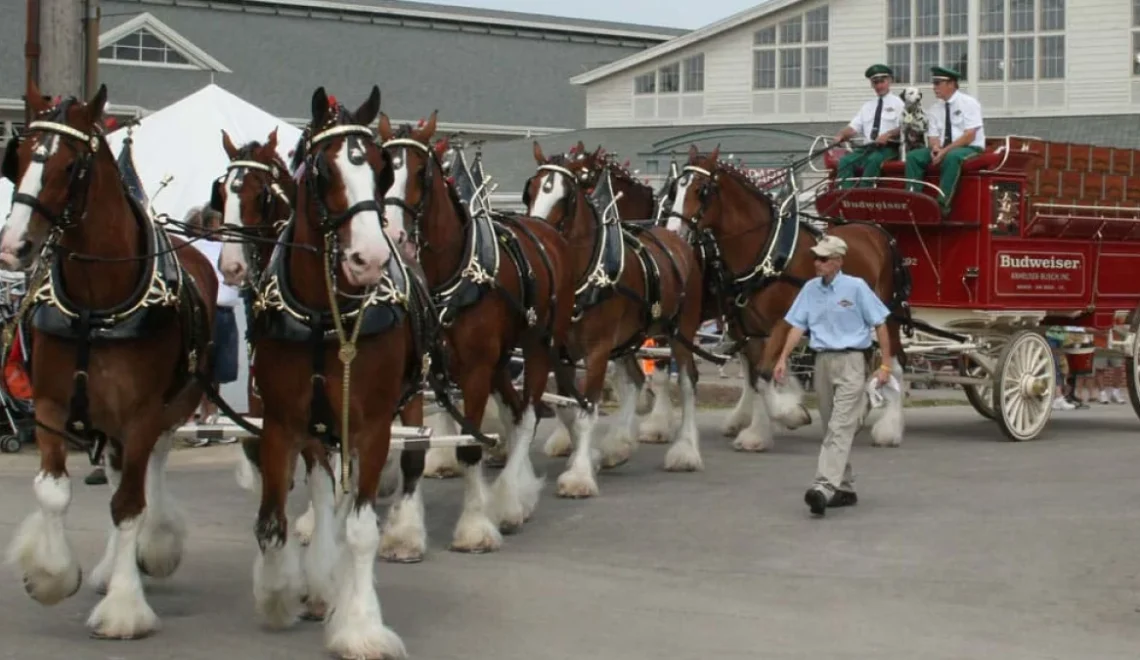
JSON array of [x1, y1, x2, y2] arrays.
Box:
[[1, 83, 302, 225], [104, 83, 302, 223]]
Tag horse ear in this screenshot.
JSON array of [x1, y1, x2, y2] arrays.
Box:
[[311, 87, 329, 124], [353, 85, 381, 127], [687, 144, 699, 163], [378, 112, 392, 141], [709, 144, 721, 165], [86, 84, 107, 123], [221, 129, 239, 160], [421, 110, 438, 139], [267, 127, 279, 151], [25, 78, 47, 115], [532, 140, 546, 165]]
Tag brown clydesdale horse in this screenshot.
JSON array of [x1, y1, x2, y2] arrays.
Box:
[[236, 86, 421, 659], [377, 110, 573, 552], [664, 145, 908, 452], [0, 80, 216, 639], [524, 141, 707, 498], [209, 128, 404, 556]]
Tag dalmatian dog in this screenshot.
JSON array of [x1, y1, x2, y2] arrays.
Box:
[[898, 86, 928, 160]]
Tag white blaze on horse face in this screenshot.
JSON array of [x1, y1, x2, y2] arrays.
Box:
[[336, 140, 390, 288], [384, 150, 410, 251], [665, 173, 693, 237], [0, 136, 56, 269], [218, 170, 248, 286], [527, 172, 566, 220]]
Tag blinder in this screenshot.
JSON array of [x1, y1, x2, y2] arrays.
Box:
[[209, 176, 225, 212], [2, 136, 18, 182], [521, 175, 535, 209], [375, 149, 395, 197]]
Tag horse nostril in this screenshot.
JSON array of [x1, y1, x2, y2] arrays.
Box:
[[396, 231, 407, 245], [15, 241, 32, 261], [349, 251, 367, 268]]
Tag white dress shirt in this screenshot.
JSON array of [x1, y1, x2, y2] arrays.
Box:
[[848, 93, 905, 142], [925, 90, 986, 149], [190, 236, 241, 308]]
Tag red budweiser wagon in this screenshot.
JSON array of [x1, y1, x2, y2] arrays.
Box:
[[811, 135, 1140, 441]]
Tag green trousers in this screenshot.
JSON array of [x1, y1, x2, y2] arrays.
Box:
[[836, 146, 899, 189], [904, 145, 983, 207]]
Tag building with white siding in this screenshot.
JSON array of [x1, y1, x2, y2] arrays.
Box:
[[479, 0, 1140, 205]]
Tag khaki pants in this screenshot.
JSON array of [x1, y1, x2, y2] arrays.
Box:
[[813, 351, 868, 493]]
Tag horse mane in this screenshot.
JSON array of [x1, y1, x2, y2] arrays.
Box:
[[711, 158, 778, 217], [597, 153, 654, 197]]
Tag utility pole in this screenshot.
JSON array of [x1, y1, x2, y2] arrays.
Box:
[[36, 0, 85, 101], [84, 0, 101, 100]]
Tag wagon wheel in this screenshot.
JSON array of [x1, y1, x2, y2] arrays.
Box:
[[960, 335, 1009, 421], [1127, 305, 1140, 421], [991, 330, 1055, 442]]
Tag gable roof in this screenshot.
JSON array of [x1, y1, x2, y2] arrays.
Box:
[[99, 12, 232, 73], [208, 0, 686, 41], [570, 0, 800, 85]]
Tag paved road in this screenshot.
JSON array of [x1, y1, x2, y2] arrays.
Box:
[[0, 404, 1137, 659]]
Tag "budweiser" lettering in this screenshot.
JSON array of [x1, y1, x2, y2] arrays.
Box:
[[998, 254, 1081, 270]]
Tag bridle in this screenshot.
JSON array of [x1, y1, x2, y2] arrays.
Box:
[[301, 120, 388, 236], [524, 162, 584, 230], [660, 164, 719, 234], [379, 135, 435, 251], [213, 154, 293, 288], [5, 107, 103, 235]]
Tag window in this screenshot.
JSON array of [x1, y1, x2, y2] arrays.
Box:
[[99, 28, 190, 66], [752, 4, 829, 90], [977, 0, 1067, 81], [634, 72, 655, 94], [632, 54, 705, 96], [683, 54, 704, 92], [1133, 0, 1140, 76], [885, 0, 968, 83]]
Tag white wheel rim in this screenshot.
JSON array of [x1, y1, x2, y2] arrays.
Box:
[[965, 336, 1007, 414], [998, 334, 1053, 440]]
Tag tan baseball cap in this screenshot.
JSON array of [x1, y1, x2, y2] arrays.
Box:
[[810, 235, 848, 258]]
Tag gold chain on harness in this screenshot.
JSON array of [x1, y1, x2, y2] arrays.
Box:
[[321, 233, 367, 495]]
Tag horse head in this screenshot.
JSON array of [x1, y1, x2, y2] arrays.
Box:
[[523, 140, 595, 236], [377, 109, 443, 260], [215, 128, 294, 287], [297, 85, 393, 289], [0, 78, 111, 271]]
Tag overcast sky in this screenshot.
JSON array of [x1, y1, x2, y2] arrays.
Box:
[[421, 0, 764, 29]]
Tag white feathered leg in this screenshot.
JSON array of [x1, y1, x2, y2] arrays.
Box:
[[423, 411, 462, 478], [252, 459, 308, 629], [733, 377, 775, 452], [86, 515, 159, 639], [664, 369, 703, 471], [638, 369, 674, 444], [7, 472, 82, 606], [722, 356, 754, 437], [136, 434, 187, 580], [542, 418, 573, 458], [91, 462, 123, 595], [762, 376, 812, 430], [556, 407, 601, 498], [871, 356, 906, 447], [489, 404, 545, 532], [599, 365, 639, 467], [378, 478, 426, 563], [301, 462, 338, 621], [325, 503, 407, 660]]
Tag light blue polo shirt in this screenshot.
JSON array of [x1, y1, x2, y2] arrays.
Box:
[[785, 272, 891, 351]]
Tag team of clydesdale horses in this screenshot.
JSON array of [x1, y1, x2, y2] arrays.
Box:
[[0, 79, 907, 659]]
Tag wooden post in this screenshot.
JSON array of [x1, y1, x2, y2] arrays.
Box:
[[84, 0, 100, 99], [37, 0, 85, 101]]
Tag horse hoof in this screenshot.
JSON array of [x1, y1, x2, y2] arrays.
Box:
[[379, 552, 424, 565], [90, 629, 156, 641], [301, 601, 328, 621]]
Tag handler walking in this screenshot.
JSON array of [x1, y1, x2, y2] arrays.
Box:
[[773, 235, 893, 517]]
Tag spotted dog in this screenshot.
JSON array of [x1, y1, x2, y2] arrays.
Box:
[[898, 87, 927, 160]]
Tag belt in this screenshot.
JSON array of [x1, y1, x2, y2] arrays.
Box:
[[815, 347, 870, 353]]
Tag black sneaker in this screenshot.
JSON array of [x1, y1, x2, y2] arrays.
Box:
[[829, 490, 858, 508], [85, 468, 107, 486], [804, 487, 829, 517]]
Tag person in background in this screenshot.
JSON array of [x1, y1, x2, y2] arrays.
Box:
[[832, 64, 905, 188], [184, 204, 241, 446]]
